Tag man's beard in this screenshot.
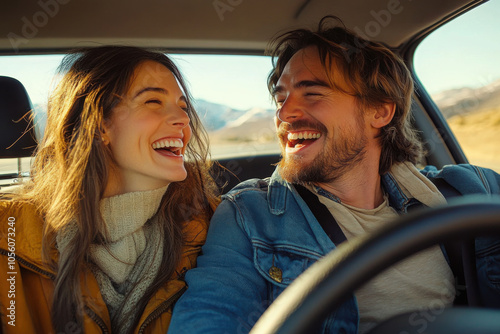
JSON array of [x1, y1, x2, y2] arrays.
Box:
[[277, 118, 367, 184]]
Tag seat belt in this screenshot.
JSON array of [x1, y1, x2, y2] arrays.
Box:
[[294, 184, 347, 245], [295, 179, 479, 307], [430, 178, 480, 307]]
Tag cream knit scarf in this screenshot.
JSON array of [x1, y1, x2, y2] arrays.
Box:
[[57, 185, 168, 333], [389, 161, 447, 208]]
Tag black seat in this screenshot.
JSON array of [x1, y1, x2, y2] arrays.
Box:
[[212, 154, 279, 193], [0, 76, 37, 184], [0, 76, 37, 158]]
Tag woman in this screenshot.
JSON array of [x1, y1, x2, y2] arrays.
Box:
[[0, 46, 219, 333]]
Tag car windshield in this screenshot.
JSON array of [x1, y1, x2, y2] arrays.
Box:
[[0, 53, 279, 183]]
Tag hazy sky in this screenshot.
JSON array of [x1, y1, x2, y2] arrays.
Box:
[[1, 0, 498, 111], [414, 0, 500, 94]]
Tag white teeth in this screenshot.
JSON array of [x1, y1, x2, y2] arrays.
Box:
[[152, 139, 184, 149], [287, 132, 321, 141]]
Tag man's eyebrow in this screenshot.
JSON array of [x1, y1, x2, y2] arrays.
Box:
[[295, 79, 330, 89], [272, 79, 330, 96], [133, 87, 168, 98]]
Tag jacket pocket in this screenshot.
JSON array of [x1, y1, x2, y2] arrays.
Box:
[[253, 242, 319, 289], [252, 242, 357, 333]]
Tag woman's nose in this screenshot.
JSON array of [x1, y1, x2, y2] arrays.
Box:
[[169, 106, 190, 128]]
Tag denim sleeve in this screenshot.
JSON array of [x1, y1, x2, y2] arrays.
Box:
[[420, 164, 500, 195], [168, 198, 268, 334]]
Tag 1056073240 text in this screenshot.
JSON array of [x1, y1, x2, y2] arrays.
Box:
[[6, 216, 17, 327]]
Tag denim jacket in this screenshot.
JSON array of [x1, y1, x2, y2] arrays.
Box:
[[169, 164, 500, 334]]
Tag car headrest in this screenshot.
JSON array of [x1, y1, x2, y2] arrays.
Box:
[[0, 76, 37, 158]]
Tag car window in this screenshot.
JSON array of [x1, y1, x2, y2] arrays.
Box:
[[414, 1, 500, 173], [170, 54, 278, 159], [0, 55, 63, 185], [0, 54, 278, 184]]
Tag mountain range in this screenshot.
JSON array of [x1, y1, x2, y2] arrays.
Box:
[[194, 99, 276, 143], [430, 78, 500, 118]]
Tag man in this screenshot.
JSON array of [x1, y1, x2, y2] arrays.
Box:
[[168, 16, 500, 333]]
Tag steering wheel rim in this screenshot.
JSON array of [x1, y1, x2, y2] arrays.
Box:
[[250, 196, 500, 334]]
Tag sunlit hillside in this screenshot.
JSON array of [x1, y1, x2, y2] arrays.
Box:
[[447, 108, 500, 172], [432, 78, 500, 173]]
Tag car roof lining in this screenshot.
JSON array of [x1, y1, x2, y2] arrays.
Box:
[[0, 0, 485, 55]]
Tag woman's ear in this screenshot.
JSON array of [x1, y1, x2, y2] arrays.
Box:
[[371, 102, 396, 129], [100, 123, 110, 145]]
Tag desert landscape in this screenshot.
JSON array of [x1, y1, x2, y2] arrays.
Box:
[[432, 79, 500, 172], [447, 108, 500, 171]]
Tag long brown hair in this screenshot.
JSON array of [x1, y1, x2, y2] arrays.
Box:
[[18, 46, 219, 332], [267, 16, 424, 174]]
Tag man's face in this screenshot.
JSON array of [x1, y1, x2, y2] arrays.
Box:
[[273, 46, 369, 184]]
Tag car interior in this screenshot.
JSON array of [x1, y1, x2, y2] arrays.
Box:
[[1, 0, 484, 192], [1, 0, 500, 332]]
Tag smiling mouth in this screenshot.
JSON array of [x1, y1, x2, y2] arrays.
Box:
[[287, 131, 321, 149], [152, 138, 184, 156]]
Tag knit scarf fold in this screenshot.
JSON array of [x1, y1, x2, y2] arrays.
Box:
[[57, 185, 169, 333], [92, 220, 163, 333], [90, 185, 168, 283], [389, 161, 447, 208]]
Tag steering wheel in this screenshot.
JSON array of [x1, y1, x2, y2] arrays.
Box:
[[250, 196, 500, 334]]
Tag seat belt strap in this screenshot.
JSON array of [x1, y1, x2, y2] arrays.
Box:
[[296, 178, 479, 307], [294, 184, 347, 245]]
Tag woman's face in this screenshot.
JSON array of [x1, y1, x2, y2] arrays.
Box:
[[102, 60, 192, 196]]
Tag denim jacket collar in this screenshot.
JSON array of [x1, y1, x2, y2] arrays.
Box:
[[267, 168, 289, 215], [267, 167, 421, 215], [381, 172, 423, 213]]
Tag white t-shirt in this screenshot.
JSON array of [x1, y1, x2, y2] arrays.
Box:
[[316, 193, 455, 334]]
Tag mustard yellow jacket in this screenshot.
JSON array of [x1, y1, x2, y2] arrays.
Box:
[[0, 199, 208, 333]]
